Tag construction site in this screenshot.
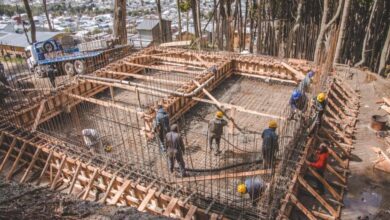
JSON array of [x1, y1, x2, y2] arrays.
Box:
[[1, 42, 388, 220], [1, 0, 390, 219]]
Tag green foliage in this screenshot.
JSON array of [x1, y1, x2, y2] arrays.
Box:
[[357, 0, 374, 8], [179, 0, 191, 12], [0, 4, 25, 16]]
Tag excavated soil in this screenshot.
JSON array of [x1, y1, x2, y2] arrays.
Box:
[[0, 177, 171, 220]]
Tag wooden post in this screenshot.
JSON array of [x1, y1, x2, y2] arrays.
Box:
[[6, 143, 27, 180], [0, 138, 17, 172], [228, 107, 236, 134], [20, 147, 41, 183]]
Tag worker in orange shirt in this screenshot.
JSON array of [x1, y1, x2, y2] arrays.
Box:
[[308, 144, 329, 194]]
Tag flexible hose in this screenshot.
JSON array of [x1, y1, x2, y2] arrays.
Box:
[[185, 159, 262, 172]]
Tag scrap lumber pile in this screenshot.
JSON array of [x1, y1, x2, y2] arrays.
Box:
[[379, 97, 390, 114]]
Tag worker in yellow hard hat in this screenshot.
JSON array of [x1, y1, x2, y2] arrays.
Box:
[[311, 92, 327, 134], [237, 177, 265, 206], [261, 120, 279, 169], [208, 111, 227, 156]]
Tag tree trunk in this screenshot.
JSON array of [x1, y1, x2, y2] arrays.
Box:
[[191, 0, 200, 38], [243, 0, 249, 51], [176, 0, 182, 41], [287, 0, 303, 57], [22, 0, 36, 43], [114, 0, 127, 45], [314, 0, 343, 64], [378, 26, 390, 76], [355, 0, 378, 67], [42, 0, 53, 31], [333, 0, 350, 64], [156, 0, 164, 43]]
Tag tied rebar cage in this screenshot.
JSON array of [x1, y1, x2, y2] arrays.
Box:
[[1, 46, 317, 219]]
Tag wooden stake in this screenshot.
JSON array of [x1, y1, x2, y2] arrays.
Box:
[[20, 147, 41, 183], [82, 168, 99, 200], [298, 176, 337, 216], [50, 155, 67, 190], [109, 180, 131, 205], [68, 162, 82, 195], [0, 138, 17, 172], [137, 189, 156, 211], [290, 194, 317, 220], [31, 100, 46, 132], [6, 142, 27, 180], [36, 150, 54, 186]]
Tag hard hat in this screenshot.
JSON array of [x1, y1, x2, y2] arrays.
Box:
[[104, 145, 112, 152], [317, 93, 326, 102], [308, 71, 315, 78], [237, 183, 247, 194], [216, 111, 223, 118], [269, 120, 278, 128], [292, 90, 302, 100]]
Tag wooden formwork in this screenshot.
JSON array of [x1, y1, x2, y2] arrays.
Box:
[[0, 123, 223, 219], [278, 78, 360, 220], [2, 47, 312, 139]]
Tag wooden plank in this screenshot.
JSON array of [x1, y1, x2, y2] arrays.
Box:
[[82, 168, 99, 200], [68, 162, 82, 194], [50, 155, 67, 190], [67, 93, 144, 115], [290, 194, 317, 220], [192, 97, 286, 120], [327, 147, 348, 169], [20, 147, 41, 183], [0, 138, 17, 172], [184, 205, 198, 220], [326, 164, 346, 183], [36, 150, 54, 186], [109, 180, 131, 205], [31, 100, 46, 132], [174, 169, 271, 183], [163, 198, 178, 216], [100, 174, 117, 203], [137, 189, 156, 211], [281, 62, 305, 80], [298, 176, 337, 216], [6, 142, 27, 180], [308, 167, 342, 201]]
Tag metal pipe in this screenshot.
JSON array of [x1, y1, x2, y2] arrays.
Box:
[[76, 74, 215, 97]]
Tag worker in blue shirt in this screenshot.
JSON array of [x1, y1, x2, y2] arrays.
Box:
[[288, 89, 307, 120], [237, 177, 266, 206], [262, 120, 279, 169]]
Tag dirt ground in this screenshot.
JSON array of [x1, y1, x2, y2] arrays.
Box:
[[0, 177, 171, 220], [339, 69, 390, 220]]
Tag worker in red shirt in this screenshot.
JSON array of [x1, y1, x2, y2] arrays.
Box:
[[308, 144, 329, 194]]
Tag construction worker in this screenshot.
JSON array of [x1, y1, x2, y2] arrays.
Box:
[[288, 89, 307, 120], [308, 143, 329, 194], [298, 70, 315, 93], [165, 124, 187, 177], [312, 92, 327, 134], [82, 128, 102, 153], [208, 111, 228, 155], [237, 177, 266, 206], [47, 65, 57, 88], [154, 104, 170, 152], [261, 120, 279, 169]]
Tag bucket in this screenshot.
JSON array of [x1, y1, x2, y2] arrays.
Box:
[[371, 115, 388, 131]]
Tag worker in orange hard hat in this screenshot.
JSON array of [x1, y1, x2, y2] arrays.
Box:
[[261, 120, 279, 169], [208, 111, 228, 156]]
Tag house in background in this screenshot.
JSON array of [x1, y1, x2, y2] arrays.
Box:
[[0, 31, 65, 58], [136, 19, 172, 47]]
